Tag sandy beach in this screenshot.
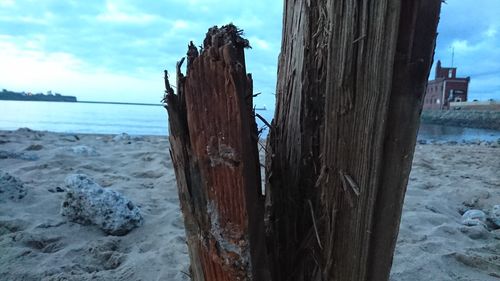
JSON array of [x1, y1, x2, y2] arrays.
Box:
[[1, 129, 499, 280]]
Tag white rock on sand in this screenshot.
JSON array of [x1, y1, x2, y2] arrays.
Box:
[[61, 174, 143, 236], [71, 145, 99, 156], [113, 133, 131, 142], [0, 129, 499, 280], [490, 205, 500, 228], [461, 209, 487, 226]]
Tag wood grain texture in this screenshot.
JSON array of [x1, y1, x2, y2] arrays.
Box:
[[165, 25, 269, 281], [266, 1, 441, 280]]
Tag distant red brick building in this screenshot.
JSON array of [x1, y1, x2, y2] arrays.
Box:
[[423, 60, 470, 110]]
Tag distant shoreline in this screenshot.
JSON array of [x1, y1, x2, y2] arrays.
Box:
[[0, 90, 77, 102], [0, 99, 162, 106], [77, 101, 267, 110], [421, 110, 500, 131], [79, 101, 268, 110], [78, 100, 163, 106]]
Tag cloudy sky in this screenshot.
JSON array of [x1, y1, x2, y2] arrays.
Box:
[[0, 0, 499, 106]]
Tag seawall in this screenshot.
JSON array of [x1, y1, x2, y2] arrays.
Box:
[[421, 110, 500, 131]]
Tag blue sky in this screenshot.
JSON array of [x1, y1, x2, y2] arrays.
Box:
[[0, 0, 498, 105]]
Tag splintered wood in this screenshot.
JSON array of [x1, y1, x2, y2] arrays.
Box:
[[265, 1, 442, 280], [164, 25, 268, 281], [165, 1, 442, 280]]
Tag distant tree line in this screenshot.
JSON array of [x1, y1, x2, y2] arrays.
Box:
[[0, 89, 77, 102]]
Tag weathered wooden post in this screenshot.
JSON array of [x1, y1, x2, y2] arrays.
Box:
[[166, 1, 442, 280], [164, 25, 269, 280], [265, 0, 442, 280]]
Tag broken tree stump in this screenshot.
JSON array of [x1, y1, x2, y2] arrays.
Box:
[[164, 24, 269, 281]]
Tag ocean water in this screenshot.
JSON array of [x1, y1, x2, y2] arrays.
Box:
[[0, 100, 168, 135], [0, 100, 499, 142], [0, 100, 274, 136]]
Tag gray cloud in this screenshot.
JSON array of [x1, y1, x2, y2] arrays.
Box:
[[0, 0, 498, 104], [3, 0, 279, 105], [433, 0, 500, 100]]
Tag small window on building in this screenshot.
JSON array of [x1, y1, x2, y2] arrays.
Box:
[[448, 69, 453, 78], [437, 99, 441, 104]]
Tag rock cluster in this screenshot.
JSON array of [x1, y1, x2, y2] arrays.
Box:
[[0, 170, 27, 201], [461, 206, 500, 230], [490, 205, 500, 229], [113, 133, 131, 142], [71, 145, 99, 156], [0, 150, 39, 161], [112, 133, 143, 142], [417, 139, 500, 147]]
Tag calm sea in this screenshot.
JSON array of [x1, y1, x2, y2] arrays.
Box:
[[0, 100, 499, 142], [0, 100, 274, 137]]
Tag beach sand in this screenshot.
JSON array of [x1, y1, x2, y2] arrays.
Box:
[[0, 129, 499, 280]]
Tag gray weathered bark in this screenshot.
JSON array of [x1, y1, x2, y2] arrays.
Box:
[[265, 0, 442, 280]]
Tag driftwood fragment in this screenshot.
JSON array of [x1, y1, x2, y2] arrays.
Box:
[[165, 24, 269, 281]]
